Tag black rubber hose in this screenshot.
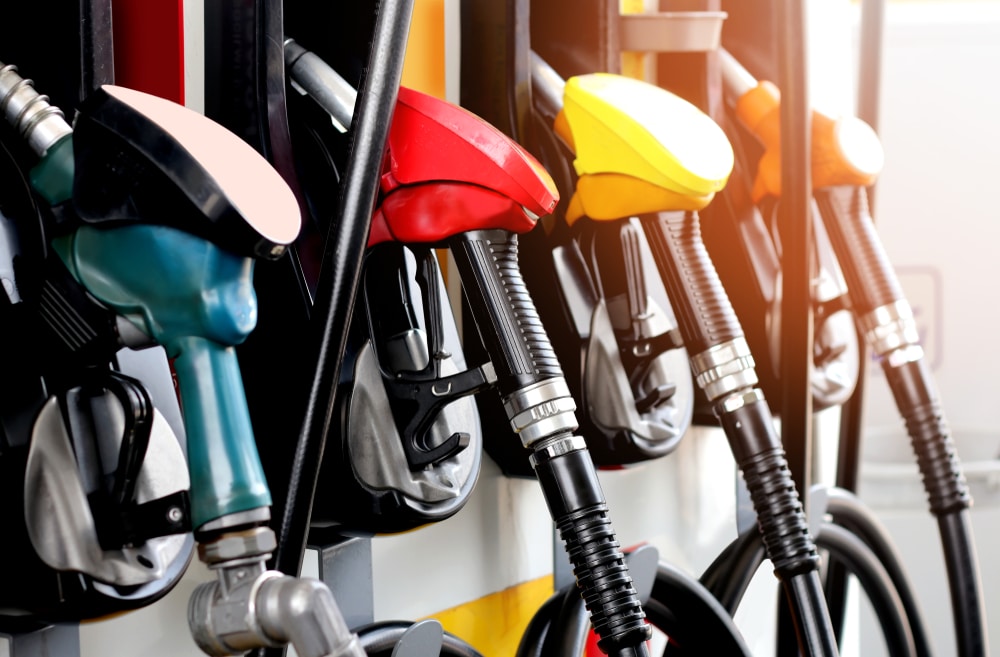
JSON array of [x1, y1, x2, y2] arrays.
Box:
[[528, 562, 753, 657], [536, 450, 651, 656], [355, 621, 484, 657], [450, 228, 650, 655], [640, 209, 835, 656], [638, 211, 743, 356], [939, 510, 987, 657], [719, 400, 820, 580], [718, 400, 836, 657], [516, 591, 565, 657], [704, 522, 918, 657], [782, 571, 843, 657], [651, 562, 753, 657], [702, 516, 928, 656], [701, 527, 766, 615], [883, 361, 985, 657], [272, 0, 415, 581], [882, 360, 969, 516], [541, 586, 589, 657], [819, 523, 916, 657], [826, 488, 933, 657]]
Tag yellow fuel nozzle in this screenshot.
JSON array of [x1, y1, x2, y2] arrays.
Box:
[[553, 73, 733, 222], [720, 49, 885, 202]]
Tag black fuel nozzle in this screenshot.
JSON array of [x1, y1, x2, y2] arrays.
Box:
[[451, 228, 651, 655]]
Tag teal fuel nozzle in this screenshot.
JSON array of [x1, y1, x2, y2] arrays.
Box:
[[3, 76, 302, 529], [55, 226, 272, 529]]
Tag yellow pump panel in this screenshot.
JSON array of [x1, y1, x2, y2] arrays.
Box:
[[401, 0, 446, 98], [559, 73, 734, 198]]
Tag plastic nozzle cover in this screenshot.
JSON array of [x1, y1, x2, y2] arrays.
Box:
[[72, 85, 300, 259]]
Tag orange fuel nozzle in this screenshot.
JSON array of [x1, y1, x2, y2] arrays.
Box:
[[720, 50, 884, 203]]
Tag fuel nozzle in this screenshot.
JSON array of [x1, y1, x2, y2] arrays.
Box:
[[718, 49, 884, 202], [364, 81, 652, 654]]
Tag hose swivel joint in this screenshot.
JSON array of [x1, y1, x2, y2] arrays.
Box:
[[860, 300, 923, 366], [0, 63, 72, 157], [189, 526, 364, 657], [503, 378, 579, 448], [690, 337, 758, 402]]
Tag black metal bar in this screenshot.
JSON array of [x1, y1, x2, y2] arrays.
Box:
[[776, 2, 814, 656], [775, 0, 813, 518], [271, 0, 414, 580]]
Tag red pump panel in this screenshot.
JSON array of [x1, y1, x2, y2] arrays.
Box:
[[112, 0, 184, 104], [383, 87, 559, 217]]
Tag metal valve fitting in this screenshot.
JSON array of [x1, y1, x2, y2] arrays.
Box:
[[0, 62, 72, 157], [690, 337, 759, 402], [189, 526, 364, 657], [859, 300, 924, 367], [503, 378, 579, 448]]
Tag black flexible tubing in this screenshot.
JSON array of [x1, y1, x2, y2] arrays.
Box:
[[640, 210, 834, 657], [825, 488, 932, 657], [702, 522, 918, 657], [782, 570, 839, 657], [651, 562, 753, 657], [542, 586, 589, 657], [515, 591, 565, 657], [270, 0, 414, 580], [939, 510, 987, 657], [451, 229, 650, 656], [355, 621, 485, 657], [700, 527, 766, 615], [819, 523, 916, 657]]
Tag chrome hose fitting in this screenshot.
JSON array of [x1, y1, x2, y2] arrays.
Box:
[[860, 300, 924, 367], [502, 378, 579, 448], [690, 337, 759, 402], [284, 40, 357, 132], [528, 434, 588, 468], [189, 526, 364, 657], [0, 62, 72, 157], [717, 388, 767, 415]]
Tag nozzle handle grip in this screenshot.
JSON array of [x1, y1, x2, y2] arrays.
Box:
[[815, 186, 903, 316], [640, 211, 743, 355], [171, 336, 272, 529], [450, 229, 563, 396]]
